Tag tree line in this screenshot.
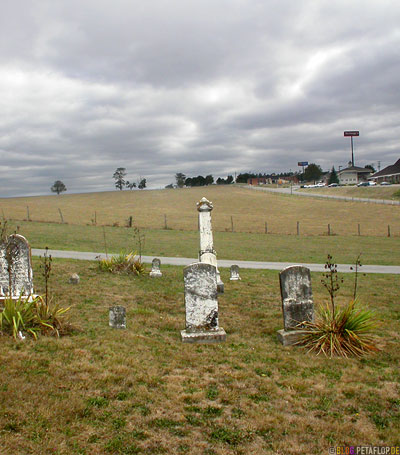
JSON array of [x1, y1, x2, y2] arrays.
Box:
[[113, 168, 146, 190]]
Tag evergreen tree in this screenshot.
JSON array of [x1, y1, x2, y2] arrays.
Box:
[[51, 180, 67, 195], [328, 166, 339, 185], [113, 168, 127, 190]]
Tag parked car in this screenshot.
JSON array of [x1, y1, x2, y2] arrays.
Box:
[[380, 181, 391, 185], [357, 182, 369, 187], [369, 181, 377, 186], [328, 183, 338, 187]]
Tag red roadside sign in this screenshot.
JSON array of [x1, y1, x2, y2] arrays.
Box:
[[344, 131, 359, 137]]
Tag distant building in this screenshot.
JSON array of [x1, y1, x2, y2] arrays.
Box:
[[369, 158, 400, 184], [338, 162, 372, 185], [247, 177, 269, 185]]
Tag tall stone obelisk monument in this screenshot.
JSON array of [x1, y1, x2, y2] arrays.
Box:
[[197, 197, 224, 293]]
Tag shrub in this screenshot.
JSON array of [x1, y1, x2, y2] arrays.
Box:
[[99, 251, 147, 276]]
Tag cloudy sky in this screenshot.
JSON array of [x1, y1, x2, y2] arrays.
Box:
[[1, 0, 400, 197]]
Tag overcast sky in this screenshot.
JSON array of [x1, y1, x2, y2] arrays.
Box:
[[1, 0, 399, 197]]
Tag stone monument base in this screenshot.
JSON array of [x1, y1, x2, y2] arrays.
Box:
[[181, 328, 226, 344], [277, 329, 308, 346]]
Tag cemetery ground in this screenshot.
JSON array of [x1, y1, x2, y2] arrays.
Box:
[[0, 258, 399, 455]]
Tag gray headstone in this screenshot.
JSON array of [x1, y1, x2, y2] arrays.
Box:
[[181, 262, 226, 343], [0, 234, 34, 297], [279, 265, 314, 331], [149, 258, 162, 277], [109, 306, 126, 329], [230, 265, 241, 281]]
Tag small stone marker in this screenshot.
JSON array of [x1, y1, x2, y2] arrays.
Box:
[[229, 265, 241, 281], [197, 197, 224, 293], [69, 273, 80, 284], [0, 234, 34, 298], [149, 258, 162, 277], [181, 262, 226, 343], [109, 306, 126, 329], [277, 265, 314, 346]]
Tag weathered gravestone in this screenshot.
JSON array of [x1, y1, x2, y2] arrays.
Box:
[[109, 306, 126, 329], [277, 265, 314, 346], [149, 258, 162, 277], [230, 265, 241, 281], [69, 273, 80, 284], [197, 197, 224, 293], [0, 234, 34, 299], [181, 262, 226, 343]]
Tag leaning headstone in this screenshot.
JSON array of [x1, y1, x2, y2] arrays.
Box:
[[230, 265, 241, 281], [197, 197, 224, 293], [149, 258, 162, 277], [181, 262, 226, 343], [277, 265, 314, 346], [69, 273, 80, 284], [109, 306, 126, 329], [0, 234, 34, 298]]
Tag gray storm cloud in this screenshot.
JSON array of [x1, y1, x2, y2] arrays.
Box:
[[0, 0, 399, 196]]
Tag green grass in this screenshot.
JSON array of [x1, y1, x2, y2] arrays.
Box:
[[0, 258, 399, 454], [10, 220, 400, 265]]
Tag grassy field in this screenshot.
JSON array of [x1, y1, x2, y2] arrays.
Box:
[[1, 185, 400, 236], [298, 184, 400, 201], [0, 258, 399, 454], [10, 220, 400, 266]]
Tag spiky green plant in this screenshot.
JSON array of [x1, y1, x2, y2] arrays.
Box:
[[0, 294, 71, 340], [299, 300, 379, 358], [298, 254, 379, 358], [0, 295, 39, 339], [99, 251, 147, 275]]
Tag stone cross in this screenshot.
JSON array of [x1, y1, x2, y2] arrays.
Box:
[[0, 234, 34, 298], [277, 265, 314, 346], [149, 258, 162, 277], [197, 197, 224, 293], [230, 264, 241, 281], [109, 306, 126, 329], [181, 262, 226, 343]]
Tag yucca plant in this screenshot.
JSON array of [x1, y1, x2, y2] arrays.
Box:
[[33, 295, 71, 337], [0, 295, 39, 339], [297, 254, 379, 358], [300, 300, 379, 358], [99, 251, 147, 275]]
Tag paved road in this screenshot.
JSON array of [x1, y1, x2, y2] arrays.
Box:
[[245, 184, 400, 205], [31, 249, 400, 274]]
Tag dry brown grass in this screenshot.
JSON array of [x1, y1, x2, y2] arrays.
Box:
[[0, 258, 399, 454], [1, 185, 400, 236]]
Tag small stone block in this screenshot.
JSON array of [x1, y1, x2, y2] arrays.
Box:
[[181, 328, 226, 344], [277, 329, 307, 346], [217, 282, 224, 294], [109, 306, 126, 329], [69, 273, 80, 284]]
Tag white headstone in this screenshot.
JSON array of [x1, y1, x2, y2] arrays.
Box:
[[149, 258, 162, 277], [181, 262, 226, 343], [0, 234, 34, 297]]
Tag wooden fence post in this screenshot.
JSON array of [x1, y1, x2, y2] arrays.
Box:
[[231, 216, 234, 233], [358, 223, 361, 236], [26, 206, 31, 221], [265, 222, 268, 234], [388, 225, 391, 237], [164, 214, 168, 230], [328, 224, 331, 236], [297, 221, 300, 236], [58, 208, 64, 223]]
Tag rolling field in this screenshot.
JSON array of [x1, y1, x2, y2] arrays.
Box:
[[1, 185, 400, 236], [0, 259, 399, 455]]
